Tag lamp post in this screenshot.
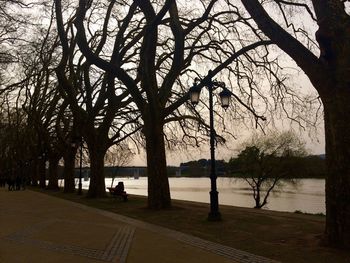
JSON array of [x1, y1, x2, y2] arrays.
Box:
[[71, 137, 83, 195], [78, 137, 83, 195], [189, 70, 232, 221], [38, 152, 47, 188]]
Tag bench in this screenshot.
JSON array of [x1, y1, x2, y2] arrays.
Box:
[[107, 187, 128, 202]]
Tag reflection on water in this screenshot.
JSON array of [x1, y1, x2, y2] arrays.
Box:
[[77, 177, 325, 214]]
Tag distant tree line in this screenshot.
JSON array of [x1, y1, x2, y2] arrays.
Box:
[[180, 155, 325, 178], [180, 159, 226, 177], [229, 154, 326, 179]]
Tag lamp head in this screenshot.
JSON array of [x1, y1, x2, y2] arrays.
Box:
[[189, 83, 201, 106], [219, 87, 232, 110]]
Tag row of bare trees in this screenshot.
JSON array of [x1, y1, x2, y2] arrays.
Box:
[[0, 0, 349, 248], [1, 1, 141, 193], [70, 0, 288, 209]]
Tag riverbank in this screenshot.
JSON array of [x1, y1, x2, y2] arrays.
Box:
[[28, 187, 349, 263], [78, 177, 326, 214]]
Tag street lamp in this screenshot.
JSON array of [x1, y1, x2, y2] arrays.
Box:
[[71, 137, 83, 195], [38, 152, 47, 188], [219, 88, 231, 110], [189, 70, 232, 221]]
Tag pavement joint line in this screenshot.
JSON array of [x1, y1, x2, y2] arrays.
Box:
[[1, 190, 281, 263], [3, 218, 135, 262], [111, 227, 129, 261], [119, 227, 135, 263], [103, 228, 122, 260], [60, 195, 280, 263], [101, 226, 134, 263]]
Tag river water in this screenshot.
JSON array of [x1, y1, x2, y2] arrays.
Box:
[[75, 177, 325, 214]]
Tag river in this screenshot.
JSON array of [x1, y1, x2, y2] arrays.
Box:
[[72, 177, 325, 214]]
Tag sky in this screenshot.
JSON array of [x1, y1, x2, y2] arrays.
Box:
[[29, 0, 326, 167], [129, 57, 325, 167]]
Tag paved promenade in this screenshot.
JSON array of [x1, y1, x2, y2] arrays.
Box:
[[0, 188, 278, 263]]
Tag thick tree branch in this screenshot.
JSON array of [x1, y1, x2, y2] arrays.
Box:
[[242, 0, 330, 94], [164, 40, 273, 116]]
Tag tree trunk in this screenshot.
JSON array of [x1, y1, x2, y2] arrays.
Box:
[[241, 0, 350, 247], [254, 188, 261, 209], [87, 145, 107, 198], [63, 148, 77, 193], [144, 121, 171, 209], [322, 88, 350, 248], [316, 6, 350, 247], [47, 156, 60, 190]]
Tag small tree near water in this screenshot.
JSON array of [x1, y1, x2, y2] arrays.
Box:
[[232, 131, 307, 209], [104, 144, 134, 187]]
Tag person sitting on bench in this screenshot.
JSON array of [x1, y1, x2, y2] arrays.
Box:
[[109, 181, 128, 201], [114, 181, 125, 194]]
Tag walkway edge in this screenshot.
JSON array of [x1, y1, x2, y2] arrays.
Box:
[[36, 191, 280, 263]]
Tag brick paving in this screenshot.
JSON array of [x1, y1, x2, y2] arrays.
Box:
[[0, 188, 279, 263], [4, 219, 135, 262], [68, 199, 280, 263]]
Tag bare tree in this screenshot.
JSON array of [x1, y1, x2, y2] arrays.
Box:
[[55, 0, 141, 197], [241, 0, 350, 248], [233, 131, 306, 209], [0, 1, 84, 192], [104, 143, 134, 187], [72, 0, 281, 209], [0, 93, 30, 187]]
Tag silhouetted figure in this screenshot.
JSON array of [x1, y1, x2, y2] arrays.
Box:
[[7, 177, 15, 191], [15, 176, 21, 191], [114, 181, 125, 194]]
